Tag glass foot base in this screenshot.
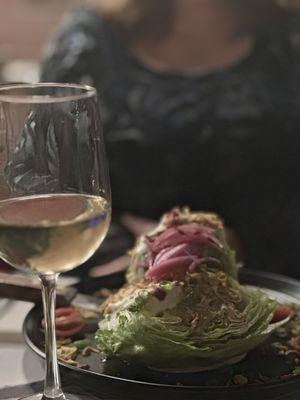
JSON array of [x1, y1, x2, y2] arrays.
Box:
[[20, 393, 81, 400]]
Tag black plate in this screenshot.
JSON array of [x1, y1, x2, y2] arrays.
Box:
[[23, 269, 300, 400]]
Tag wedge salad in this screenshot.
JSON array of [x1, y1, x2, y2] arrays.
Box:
[[96, 209, 291, 371]]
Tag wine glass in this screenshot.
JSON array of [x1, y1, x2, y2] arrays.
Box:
[[0, 83, 111, 400]]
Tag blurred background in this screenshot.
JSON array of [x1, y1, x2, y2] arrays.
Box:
[[0, 0, 81, 83], [1, 0, 299, 83], [0, 0, 300, 279]]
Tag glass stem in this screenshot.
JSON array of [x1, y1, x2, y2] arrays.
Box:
[[40, 274, 64, 400]]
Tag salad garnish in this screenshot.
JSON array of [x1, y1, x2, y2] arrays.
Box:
[[96, 208, 290, 370]]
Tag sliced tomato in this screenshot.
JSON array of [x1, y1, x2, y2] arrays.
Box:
[[55, 307, 83, 320], [55, 319, 85, 338], [271, 304, 293, 324], [41, 307, 85, 338]]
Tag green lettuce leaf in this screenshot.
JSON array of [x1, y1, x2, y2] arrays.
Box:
[[96, 269, 280, 369]]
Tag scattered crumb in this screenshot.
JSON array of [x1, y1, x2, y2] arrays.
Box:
[[233, 374, 248, 385], [57, 346, 78, 362]]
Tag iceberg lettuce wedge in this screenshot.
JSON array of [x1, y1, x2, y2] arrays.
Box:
[[96, 269, 281, 370]]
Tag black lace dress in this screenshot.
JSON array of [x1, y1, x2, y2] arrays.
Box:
[[40, 8, 300, 277]]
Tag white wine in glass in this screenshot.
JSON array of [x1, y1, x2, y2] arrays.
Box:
[[0, 83, 111, 400]]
